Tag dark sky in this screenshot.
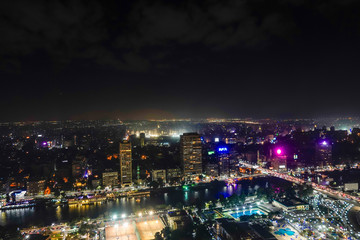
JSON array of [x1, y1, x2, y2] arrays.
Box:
[[1, 0, 360, 121]]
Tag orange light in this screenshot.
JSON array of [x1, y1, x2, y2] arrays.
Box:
[[44, 187, 51, 195]]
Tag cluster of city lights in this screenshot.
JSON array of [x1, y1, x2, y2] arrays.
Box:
[[112, 210, 154, 221], [112, 213, 127, 220]]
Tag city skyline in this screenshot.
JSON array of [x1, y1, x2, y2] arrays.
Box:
[[1, 0, 360, 121], [1, 117, 360, 238], [2, 1, 360, 239]]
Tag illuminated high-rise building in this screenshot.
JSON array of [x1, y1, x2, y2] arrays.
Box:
[[316, 140, 332, 167], [271, 147, 287, 172], [27, 180, 46, 196], [180, 133, 202, 178], [120, 141, 132, 187], [217, 146, 238, 177], [140, 132, 145, 148], [218, 153, 230, 177]]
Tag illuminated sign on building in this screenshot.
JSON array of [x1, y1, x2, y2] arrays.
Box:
[[208, 151, 215, 155], [218, 147, 228, 152]]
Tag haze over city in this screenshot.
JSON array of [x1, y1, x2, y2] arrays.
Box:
[[1, 0, 360, 121]]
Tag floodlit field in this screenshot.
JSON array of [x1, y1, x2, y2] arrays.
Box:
[[105, 217, 164, 240], [136, 219, 164, 240], [105, 222, 137, 240]]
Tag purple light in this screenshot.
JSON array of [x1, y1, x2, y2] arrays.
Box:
[[42, 142, 47, 146], [276, 148, 282, 155], [321, 141, 328, 146]]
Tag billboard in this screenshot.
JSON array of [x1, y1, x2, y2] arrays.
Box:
[[344, 183, 358, 191]]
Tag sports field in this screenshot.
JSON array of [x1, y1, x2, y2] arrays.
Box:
[[105, 217, 164, 240]]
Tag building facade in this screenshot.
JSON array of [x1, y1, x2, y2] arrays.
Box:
[[27, 180, 46, 196], [167, 210, 192, 230], [151, 169, 166, 182], [180, 133, 202, 179], [102, 171, 118, 187], [140, 132, 145, 148], [271, 148, 287, 172], [120, 141, 132, 187], [315, 140, 332, 167], [272, 198, 309, 212], [205, 163, 219, 177], [166, 168, 183, 182]]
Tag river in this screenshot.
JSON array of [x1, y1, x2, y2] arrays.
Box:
[[0, 176, 290, 228]]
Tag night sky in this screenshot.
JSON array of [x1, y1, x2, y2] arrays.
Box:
[[1, 0, 360, 121]]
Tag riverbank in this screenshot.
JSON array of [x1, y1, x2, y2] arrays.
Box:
[[0, 176, 280, 228]]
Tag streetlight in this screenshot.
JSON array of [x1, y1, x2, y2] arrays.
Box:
[[113, 214, 117, 220], [121, 213, 126, 219]]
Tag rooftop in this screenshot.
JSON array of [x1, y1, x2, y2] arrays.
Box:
[[274, 198, 308, 207], [216, 218, 262, 239]]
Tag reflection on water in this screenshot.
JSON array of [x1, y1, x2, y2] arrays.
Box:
[[164, 192, 168, 202], [228, 185, 234, 195], [184, 192, 189, 203], [0, 177, 278, 228], [55, 206, 61, 220]]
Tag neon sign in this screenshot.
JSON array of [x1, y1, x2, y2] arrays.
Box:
[[218, 147, 228, 152]]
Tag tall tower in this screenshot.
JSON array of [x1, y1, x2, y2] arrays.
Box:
[[316, 140, 332, 167], [140, 132, 145, 148], [218, 147, 230, 177], [120, 141, 132, 187], [271, 147, 287, 172], [180, 133, 202, 179]]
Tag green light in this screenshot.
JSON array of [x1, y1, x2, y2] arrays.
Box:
[[208, 151, 215, 155]]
